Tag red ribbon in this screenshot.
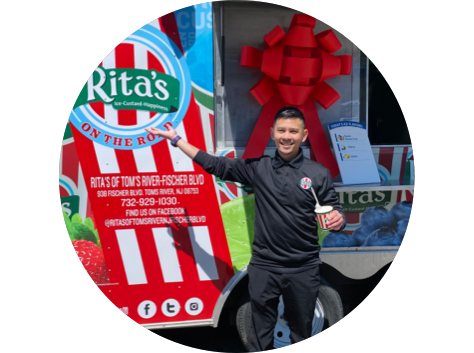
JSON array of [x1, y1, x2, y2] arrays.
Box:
[[240, 14, 352, 178]]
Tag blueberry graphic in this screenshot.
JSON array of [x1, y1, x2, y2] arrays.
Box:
[[389, 201, 412, 223], [352, 227, 371, 246], [322, 231, 357, 248], [395, 219, 409, 240], [360, 206, 395, 232], [361, 226, 402, 247]]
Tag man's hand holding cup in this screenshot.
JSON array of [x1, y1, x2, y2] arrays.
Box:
[[326, 210, 343, 231], [315, 205, 343, 232]]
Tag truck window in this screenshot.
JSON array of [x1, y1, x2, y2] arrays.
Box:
[[213, 2, 411, 155], [365, 53, 411, 145], [213, 1, 363, 155]]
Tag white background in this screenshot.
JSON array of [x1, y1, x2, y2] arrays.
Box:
[[0, 0, 471, 352]]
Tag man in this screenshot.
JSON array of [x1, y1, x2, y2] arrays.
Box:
[[146, 107, 345, 351]]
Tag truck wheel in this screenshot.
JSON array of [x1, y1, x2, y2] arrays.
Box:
[[236, 280, 343, 351]]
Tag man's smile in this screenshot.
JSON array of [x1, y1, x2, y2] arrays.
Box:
[[271, 117, 308, 161]]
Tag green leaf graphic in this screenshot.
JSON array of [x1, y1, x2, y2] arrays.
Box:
[[94, 229, 101, 248], [71, 223, 97, 245], [84, 217, 95, 231], [71, 213, 83, 225]]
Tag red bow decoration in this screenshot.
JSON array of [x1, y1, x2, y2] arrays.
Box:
[[240, 14, 352, 178]]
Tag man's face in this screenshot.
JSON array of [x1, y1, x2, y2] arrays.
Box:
[[270, 117, 308, 161]]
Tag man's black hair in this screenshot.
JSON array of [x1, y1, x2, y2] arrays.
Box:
[[273, 107, 305, 130]]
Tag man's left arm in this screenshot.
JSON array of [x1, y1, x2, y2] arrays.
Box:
[[317, 169, 346, 232]]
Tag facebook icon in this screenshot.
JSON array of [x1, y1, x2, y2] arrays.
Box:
[[138, 300, 157, 319]]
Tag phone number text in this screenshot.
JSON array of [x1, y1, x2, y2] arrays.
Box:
[[120, 197, 178, 207]]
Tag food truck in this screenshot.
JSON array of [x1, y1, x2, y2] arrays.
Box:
[[59, 2, 413, 350]]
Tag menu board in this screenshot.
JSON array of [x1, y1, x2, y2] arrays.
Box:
[[328, 122, 380, 185]]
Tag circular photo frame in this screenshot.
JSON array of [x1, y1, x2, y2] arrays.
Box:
[[59, 1, 414, 351]]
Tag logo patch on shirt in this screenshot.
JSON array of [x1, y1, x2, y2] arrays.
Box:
[[299, 177, 312, 190]]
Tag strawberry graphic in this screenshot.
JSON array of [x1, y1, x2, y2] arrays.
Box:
[[73, 240, 110, 284]]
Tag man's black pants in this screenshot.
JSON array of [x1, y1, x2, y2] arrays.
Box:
[[247, 264, 320, 351]]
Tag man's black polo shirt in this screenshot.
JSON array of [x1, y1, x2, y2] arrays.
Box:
[[193, 148, 345, 272]]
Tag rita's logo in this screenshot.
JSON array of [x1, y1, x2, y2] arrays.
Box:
[[76, 67, 180, 113], [299, 177, 312, 190], [69, 24, 192, 150]]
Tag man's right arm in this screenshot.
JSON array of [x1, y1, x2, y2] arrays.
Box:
[[192, 150, 256, 186], [174, 137, 200, 160], [145, 126, 256, 186]]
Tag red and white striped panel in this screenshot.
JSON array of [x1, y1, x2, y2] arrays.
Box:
[[115, 226, 219, 285], [115, 226, 221, 284], [69, 15, 235, 325], [114, 225, 220, 286], [373, 146, 411, 181], [88, 41, 194, 175]]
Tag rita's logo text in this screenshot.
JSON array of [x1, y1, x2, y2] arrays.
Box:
[[75, 67, 180, 114]]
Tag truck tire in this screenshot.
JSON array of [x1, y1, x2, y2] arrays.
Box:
[[236, 280, 343, 351]]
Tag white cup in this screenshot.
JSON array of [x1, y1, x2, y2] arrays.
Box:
[[315, 205, 333, 231]]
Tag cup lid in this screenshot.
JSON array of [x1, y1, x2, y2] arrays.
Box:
[[315, 205, 333, 213]]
